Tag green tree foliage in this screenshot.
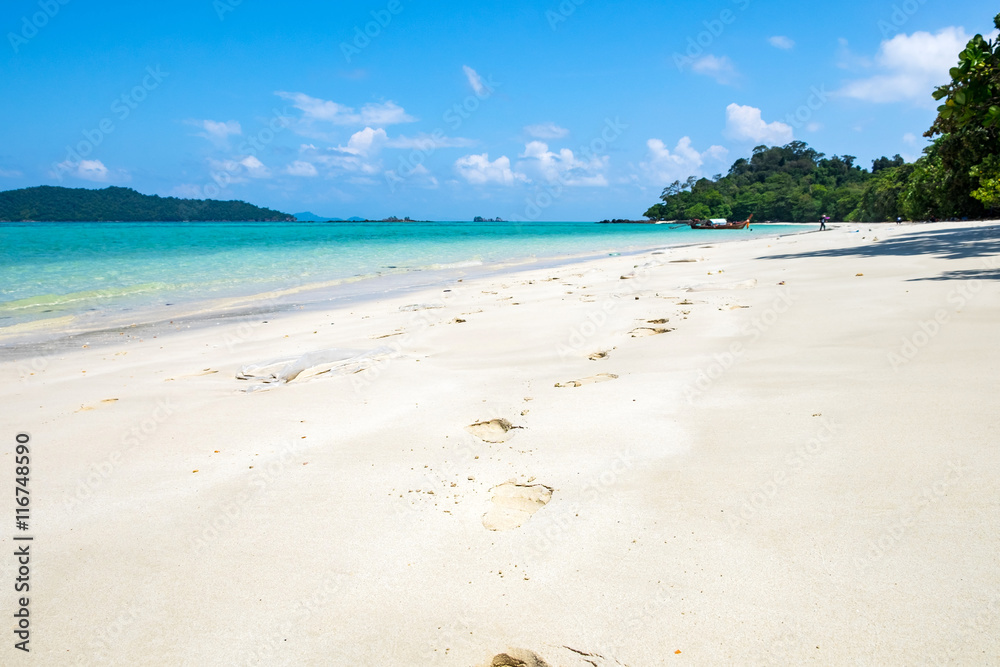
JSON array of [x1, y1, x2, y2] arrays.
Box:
[[644, 141, 870, 222], [971, 156, 1000, 208], [872, 155, 905, 172], [0, 186, 295, 222], [922, 13, 1000, 215]]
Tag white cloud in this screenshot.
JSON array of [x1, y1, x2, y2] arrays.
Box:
[[639, 137, 729, 184], [208, 156, 271, 181], [75, 159, 109, 181], [300, 144, 381, 175], [52, 159, 125, 183], [405, 163, 439, 188], [725, 103, 794, 144], [360, 101, 416, 126], [190, 119, 241, 144], [903, 132, 918, 144], [525, 123, 570, 140], [454, 154, 524, 186], [339, 127, 388, 156], [769, 36, 795, 49], [838, 28, 972, 105], [807, 122, 823, 132], [516, 141, 608, 186], [275, 91, 416, 126], [239, 156, 269, 178], [463, 65, 486, 96], [0, 168, 22, 178], [286, 161, 318, 177], [692, 55, 737, 85]]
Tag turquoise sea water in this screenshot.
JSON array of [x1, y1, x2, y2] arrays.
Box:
[[0, 221, 804, 338]]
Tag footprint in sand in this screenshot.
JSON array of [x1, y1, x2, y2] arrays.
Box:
[[487, 650, 552, 667], [482, 482, 554, 531], [484, 647, 627, 667], [466, 419, 518, 443], [554, 373, 618, 387], [588, 351, 609, 361], [629, 327, 674, 337]]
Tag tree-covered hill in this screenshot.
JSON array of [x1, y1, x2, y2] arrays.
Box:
[[0, 186, 295, 222], [643, 142, 888, 222]]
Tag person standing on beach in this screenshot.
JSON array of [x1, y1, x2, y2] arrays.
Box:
[[820, 216, 827, 231]]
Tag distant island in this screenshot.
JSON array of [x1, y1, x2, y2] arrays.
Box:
[[474, 216, 505, 222], [293, 211, 366, 222], [0, 186, 294, 222], [293, 212, 431, 222]]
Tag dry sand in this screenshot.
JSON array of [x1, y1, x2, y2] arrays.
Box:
[[2, 221, 998, 665]]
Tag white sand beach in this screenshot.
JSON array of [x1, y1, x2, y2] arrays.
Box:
[[3, 221, 999, 665]]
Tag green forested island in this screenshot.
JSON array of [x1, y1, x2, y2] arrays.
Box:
[[646, 15, 1000, 223], [0, 186, 294, 222]]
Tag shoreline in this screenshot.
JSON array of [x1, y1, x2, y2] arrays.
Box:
[[0, 223, 813, 356]]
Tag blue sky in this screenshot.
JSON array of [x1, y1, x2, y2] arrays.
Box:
[[0, 0, 994, 220]]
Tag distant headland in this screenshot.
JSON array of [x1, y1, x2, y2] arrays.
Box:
[[0, 186, 294, 222]]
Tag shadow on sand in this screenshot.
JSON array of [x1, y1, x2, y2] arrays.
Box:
[[762, 224, 1000, 281]]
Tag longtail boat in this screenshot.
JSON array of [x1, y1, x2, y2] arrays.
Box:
[[689, 214, 753, 230]]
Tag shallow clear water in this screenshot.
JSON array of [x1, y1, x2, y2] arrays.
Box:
[[0, 220, 804, 333]]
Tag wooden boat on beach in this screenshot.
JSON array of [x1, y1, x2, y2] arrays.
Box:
[[689, 214, 753, 230]]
